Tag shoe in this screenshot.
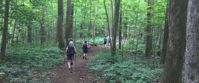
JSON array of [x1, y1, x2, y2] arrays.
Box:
[[83, 56, 87, 59], [69, 67, 72, 73]]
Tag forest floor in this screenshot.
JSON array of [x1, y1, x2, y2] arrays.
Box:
[[51, 46, 101, 83]]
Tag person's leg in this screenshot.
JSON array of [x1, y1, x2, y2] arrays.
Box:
[[105, 41, 107, 47], [70, 54, 74, 68], [85, 53, 87, 59], [67, 59, 73, 73], [67, 60, 71, 69], [83, 50, 88, 59], [83, 50, 86, 59], [83, 53, 86, 59], [67, 54, 73, 69]]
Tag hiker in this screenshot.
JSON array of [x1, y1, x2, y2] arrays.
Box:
[[65, 41, 76, 70], [82, 41, 89, 59], [104, 36, 107, 47]]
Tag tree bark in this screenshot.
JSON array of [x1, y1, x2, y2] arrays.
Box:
[[119, 11, 122, 49], [103, 0, 112, 47], [0, 0, 9, 60], [0, 0, 3, 28], [65, 0, 73, 44], [11, 20, 17, 46], [27, 23, 32, 44], [57, 0, 65, 49], [145, 0, 153, 57], [160, 1, 169, 64], [40, 6, 46, 46], [185, 0, 199, 83], [111, 0, 120, 61], [92, 23, 96, 44], [159, 0, 188, 83]]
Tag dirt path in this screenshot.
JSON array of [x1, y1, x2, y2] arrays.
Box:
[[51, 46, 101, 83]]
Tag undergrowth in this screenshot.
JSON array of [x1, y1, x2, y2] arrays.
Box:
[[87, 49, 162, 83], [0, 46, 64, 83]]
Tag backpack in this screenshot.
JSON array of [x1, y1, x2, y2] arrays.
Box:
[[67, 46, 75, 54], [82, 43, 88, 50]]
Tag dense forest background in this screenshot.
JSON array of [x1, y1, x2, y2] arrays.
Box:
[[0, 0, 198, 83]]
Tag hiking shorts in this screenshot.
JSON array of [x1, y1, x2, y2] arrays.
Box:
[[104, 41, 107, 44], [83, 49, 88, 53], [67, 54, 74, 60]]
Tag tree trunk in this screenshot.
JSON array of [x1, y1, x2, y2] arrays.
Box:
[[111, 0, 120, 61], [0, 0, 3, 28], [145, 0, 153, 57], [119, 11, 122, 49], [79, 23, 83, 38], [27, 24, 32, 44], [40, 22, 45, 46], [110, 0, 114, 38], [159, 0, 188, 83], [92, 23, 96, 44], [160, 1, 169, 64], [57, 0, 65, 50], [65, 0, 73, 44], [11, 20, 17, 46], [40, 6, 46, 46], [103, 0, 112, 48], [185, 0, 199, 83], [0, 0, 9, 60], [110, 0, 114, 21], [124, 23, 127, 39]]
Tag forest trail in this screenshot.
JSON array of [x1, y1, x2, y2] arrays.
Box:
[[51, 46, 101, 83]]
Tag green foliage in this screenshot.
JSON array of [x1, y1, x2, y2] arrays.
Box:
[[0, 46, 64, 83], [88, 49, 162, 83]]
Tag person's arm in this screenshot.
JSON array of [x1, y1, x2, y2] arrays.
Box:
[[64, 47, 68, 55]]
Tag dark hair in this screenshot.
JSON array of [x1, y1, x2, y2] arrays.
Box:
[[84, 41, 87, 43]]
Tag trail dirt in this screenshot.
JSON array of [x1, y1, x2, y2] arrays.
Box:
[[51, 46, 101, 83]]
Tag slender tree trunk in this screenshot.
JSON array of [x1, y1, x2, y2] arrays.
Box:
[[111, 0, 121, 61], [0, 0, 4, 29], [110, 0, 114, 37], [57, 0, 65, 49], [124, 23, 127, 39], [40, 22, 45, 46], [0, 0, 9, 60], [103, 0, 112, 47], [119, 11, 122, 49], [145, 0, 153, 57], [79, 23, 83, 38], [88, 0, 92, 39], [159, 0, 188, 83], [40, 6, 46, 46], [92, 23, 96, 43], [27, 23, 32, 44], [65, 0, 73, 44], [160, 2, 169, 64], [11, 20, 17, 46], [110, 0, 114, 21], [185, 0, 199, 83]]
